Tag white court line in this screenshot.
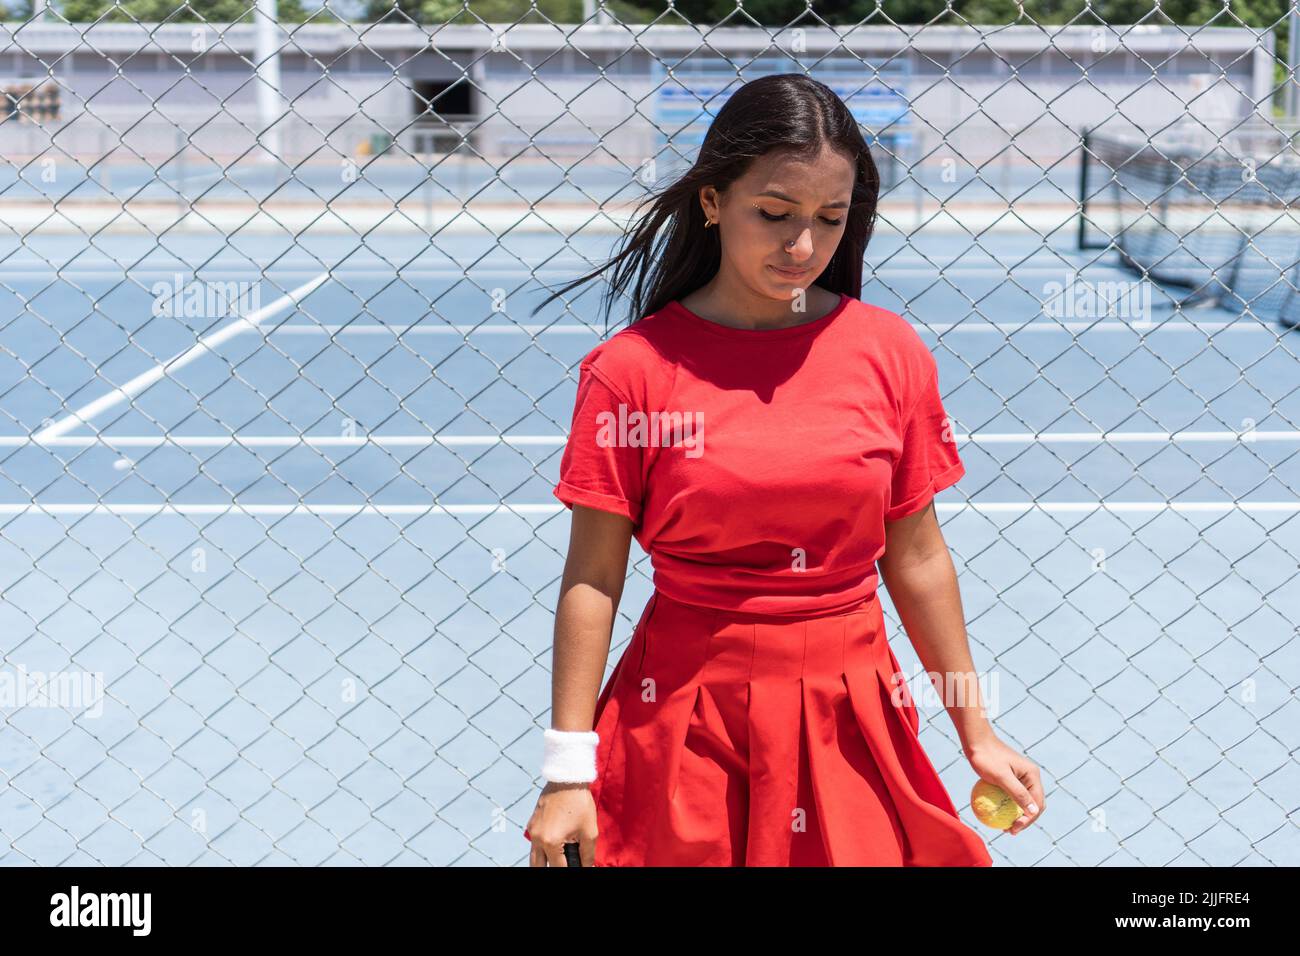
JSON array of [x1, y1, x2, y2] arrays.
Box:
[[11, 430, 1300, 448], [12, 435, 566, 447], [252, 320, 1278, 334], [30, 273, 330, 443], [962, 430, 1299, 443], [0, 502, 1295, 516], [0, 315, 1260, 336]]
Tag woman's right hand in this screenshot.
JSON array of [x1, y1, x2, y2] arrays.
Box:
[[526, 781, 598, 866]]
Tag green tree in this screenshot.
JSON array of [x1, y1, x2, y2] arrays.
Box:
[[362, 0, 654, 26], [54, 0, 331, 22]]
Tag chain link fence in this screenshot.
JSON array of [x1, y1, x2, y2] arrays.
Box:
[[0, 4, 1297, 866]]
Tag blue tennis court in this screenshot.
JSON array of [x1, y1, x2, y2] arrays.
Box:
[[1, 218, 1295, 865]]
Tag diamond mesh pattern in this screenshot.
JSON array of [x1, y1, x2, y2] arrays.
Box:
[[0, 5, 1297, 866]]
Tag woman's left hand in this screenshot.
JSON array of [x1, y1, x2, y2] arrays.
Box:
[[964, 735, 1044, 835]]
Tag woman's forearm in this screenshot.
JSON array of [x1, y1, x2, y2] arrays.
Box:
[[550, 582, 621, 732], [881, 552, 996, 754]]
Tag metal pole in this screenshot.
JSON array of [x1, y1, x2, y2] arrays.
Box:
[[1288, 3, 1298, 123], [582, 0, 611, 25], [1077, 128, 1090, 250], [255, 0, 284, 163]]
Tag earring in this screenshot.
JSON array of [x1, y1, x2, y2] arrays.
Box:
[[704, 218, 714, 229]]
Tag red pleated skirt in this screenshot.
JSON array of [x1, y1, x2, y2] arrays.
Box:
[[586, 589, 994, 867]]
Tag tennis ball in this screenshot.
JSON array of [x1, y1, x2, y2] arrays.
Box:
[[970, 780, 1023, 830]]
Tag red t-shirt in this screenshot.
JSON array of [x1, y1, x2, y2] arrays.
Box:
[[552, 292, 965, 617]]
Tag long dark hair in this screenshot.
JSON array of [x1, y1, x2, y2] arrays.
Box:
[[530, 72, 880, 331]]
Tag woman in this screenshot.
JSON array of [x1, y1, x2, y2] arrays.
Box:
[[525, 73, 1044, 866]]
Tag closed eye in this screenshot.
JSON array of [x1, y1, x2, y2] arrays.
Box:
[[759, 209, 843, 226]]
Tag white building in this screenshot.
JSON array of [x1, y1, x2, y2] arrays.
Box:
[[0, 21, 1277, 164]]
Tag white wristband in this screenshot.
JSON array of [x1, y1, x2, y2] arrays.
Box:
[[542, 728, 599, 783]]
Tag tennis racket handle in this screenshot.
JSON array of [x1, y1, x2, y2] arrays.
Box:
[[563, 841, 582, 866]]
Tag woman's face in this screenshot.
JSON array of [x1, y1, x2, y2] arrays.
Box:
[[700, 146, 856, 305]]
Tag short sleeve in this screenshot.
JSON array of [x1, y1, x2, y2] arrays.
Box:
[[885, 363, 964, 522], [552, 362, 645, 524]]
